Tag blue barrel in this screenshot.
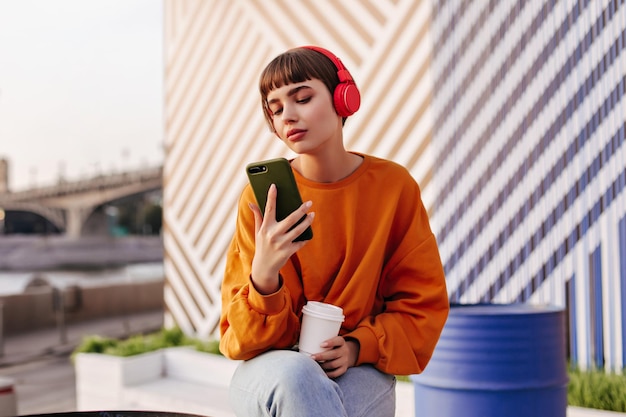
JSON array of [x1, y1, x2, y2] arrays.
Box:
[[411, 303, 568, 417]]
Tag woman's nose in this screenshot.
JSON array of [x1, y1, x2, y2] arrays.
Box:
[[281, 104, 297, 122]]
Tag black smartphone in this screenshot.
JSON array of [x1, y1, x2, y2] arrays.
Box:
[[246, 158, 313, 242]]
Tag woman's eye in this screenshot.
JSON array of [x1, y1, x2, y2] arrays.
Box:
[[271, 108, 283, 116], [297, 96, 311, 104]]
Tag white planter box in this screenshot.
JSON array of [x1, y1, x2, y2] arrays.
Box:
[[75, 347, 239, 416], [75, 349, 163, 410], [163, 346, 237, 387]]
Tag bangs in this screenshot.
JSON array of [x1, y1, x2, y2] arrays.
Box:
[[260, 54, 313, 97], [259, 49, 336, 99]]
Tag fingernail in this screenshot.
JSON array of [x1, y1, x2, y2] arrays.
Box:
[[304, 200, 312, 208], [248, 203, 255, 210], [309, 212, 315, 219]]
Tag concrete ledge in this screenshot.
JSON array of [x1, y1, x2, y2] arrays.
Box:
[[568, 407, 626, 417], [75, 348, 625, 417], [125, 379, 232, 417]]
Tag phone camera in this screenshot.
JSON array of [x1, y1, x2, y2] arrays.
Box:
[[248, 165, 268, 174]]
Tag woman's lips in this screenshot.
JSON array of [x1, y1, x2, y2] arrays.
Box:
[[287, 129, 306, 142]]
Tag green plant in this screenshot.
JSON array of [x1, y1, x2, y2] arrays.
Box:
[[567, 367, 626, 412], [73, 335, 119, 354], [72, 326, 222, 360]]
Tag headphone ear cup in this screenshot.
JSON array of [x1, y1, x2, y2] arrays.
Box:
[[299, 45, 361, 117], [333, 82, 361, 117]]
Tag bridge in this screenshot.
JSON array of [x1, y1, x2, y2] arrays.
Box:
[[0, 165, 163, 238]]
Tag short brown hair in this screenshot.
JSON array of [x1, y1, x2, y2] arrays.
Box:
[[259, 47, 343, 129]]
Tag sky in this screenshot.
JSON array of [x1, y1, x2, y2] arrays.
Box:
[[0, 0, 164, 191]]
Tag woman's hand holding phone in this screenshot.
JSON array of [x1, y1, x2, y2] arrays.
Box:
[[249, 183, 315, 294]]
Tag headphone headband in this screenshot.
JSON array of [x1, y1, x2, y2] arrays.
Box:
[[300, 45, 361, 117]]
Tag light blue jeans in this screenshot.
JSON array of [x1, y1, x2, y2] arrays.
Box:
[[228, 350, 396, 417]]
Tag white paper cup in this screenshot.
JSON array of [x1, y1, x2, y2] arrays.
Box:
[[298, 301, 345, 356]]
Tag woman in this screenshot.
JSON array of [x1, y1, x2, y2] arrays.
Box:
[[220, 45, 449, 417]]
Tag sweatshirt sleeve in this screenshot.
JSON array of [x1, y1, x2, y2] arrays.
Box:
[[219, 186, 301, 360], [344, 178, 449, 375]]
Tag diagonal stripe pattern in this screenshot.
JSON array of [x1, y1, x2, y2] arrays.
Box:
[[163, 0, 626, 371]]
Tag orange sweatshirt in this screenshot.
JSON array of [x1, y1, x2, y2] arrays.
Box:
[[220, 154, 449, 375]]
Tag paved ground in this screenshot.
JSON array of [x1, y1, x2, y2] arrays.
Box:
[[0, 309, 164, 416]]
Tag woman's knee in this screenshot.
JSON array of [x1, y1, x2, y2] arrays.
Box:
[[262, 352, 326, 384], [230, 350, 344, 416], [231, 350, 333, 394]]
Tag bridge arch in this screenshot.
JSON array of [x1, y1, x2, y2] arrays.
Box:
[[0, 202, 66, 232]]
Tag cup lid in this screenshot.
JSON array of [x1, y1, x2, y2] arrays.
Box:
[[303, 301, 344, 321]]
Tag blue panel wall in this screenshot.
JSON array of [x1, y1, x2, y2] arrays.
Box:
[[430, 0, 626, 371]]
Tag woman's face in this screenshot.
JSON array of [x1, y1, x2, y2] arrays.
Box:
[[266, 78, 342, 155]]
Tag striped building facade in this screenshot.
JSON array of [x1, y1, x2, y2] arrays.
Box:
[[163, 0, 626, 372]]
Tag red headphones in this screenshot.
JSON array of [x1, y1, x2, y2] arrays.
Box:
[[301, 45, 361, 117]]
